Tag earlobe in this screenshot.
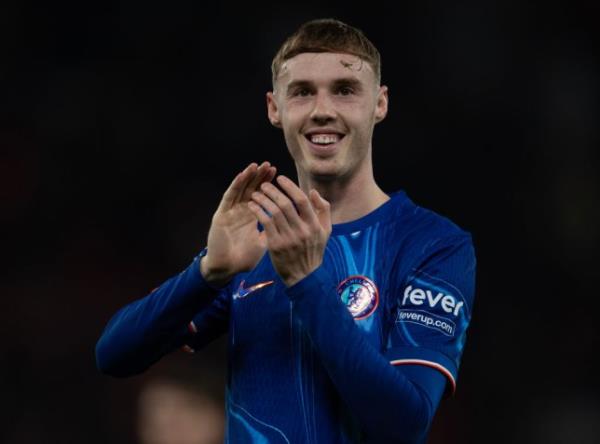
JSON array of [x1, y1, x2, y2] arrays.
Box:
[[266, 91, 282, 128]]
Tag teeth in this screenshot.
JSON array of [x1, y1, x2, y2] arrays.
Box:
[[310, 134, 340, 145]]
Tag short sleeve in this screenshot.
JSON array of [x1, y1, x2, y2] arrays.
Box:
[[385, 235, 476, 395]]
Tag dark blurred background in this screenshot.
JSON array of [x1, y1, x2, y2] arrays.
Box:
[[1, 1, 599, 443]]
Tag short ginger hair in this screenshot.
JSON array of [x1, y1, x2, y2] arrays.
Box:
[[271, 18, 381, 88]]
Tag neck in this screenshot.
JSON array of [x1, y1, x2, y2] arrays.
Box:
[[297, 159, 389, 225]]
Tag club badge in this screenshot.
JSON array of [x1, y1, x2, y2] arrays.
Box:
[[337, 275, 379, 320]]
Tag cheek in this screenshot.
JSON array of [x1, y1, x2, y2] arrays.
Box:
[[280, 111, 307, 149], [281, 116, 299, 139], [347, 115, 373, 139], [282, 104, 308, 125], [283, 129, 303, 160]]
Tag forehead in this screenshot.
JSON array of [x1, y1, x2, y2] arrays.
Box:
[[277, 52, 376, 87]]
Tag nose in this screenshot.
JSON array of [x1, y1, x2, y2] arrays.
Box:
[[310, 91, 336, 124]]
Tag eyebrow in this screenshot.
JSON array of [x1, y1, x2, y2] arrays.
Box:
[[332, 78, 363, 90], [286, 80, 311, 94], [286, 77, 364, 94]]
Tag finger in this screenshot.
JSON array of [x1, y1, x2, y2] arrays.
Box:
[[309, 189, 331, 229], [248, 165, 277, 200], [275, 175, 316, 223], [235, 162, 268, 203], [250, 191, 290, 235], [259, 182, 303, 230], [240, 161, 272, 202], [247, 200, 279, 240], [263, 166, 277, 185], [218, 163, 257, 211]]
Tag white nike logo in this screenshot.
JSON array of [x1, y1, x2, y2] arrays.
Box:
[[233, 279, 274, 300]]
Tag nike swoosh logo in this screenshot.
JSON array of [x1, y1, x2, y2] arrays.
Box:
[[233, 279, 274, 300]]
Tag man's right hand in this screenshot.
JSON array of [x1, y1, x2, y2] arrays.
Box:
[[200, 162, 277, 287]]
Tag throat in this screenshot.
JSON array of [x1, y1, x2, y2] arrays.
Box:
[[296, 154, 388, 224], [328, 190, 390, 224], [310, 180, 389, 224]]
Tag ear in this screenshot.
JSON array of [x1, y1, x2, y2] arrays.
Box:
[[266, 91, 282, 128], [374, 85, 388, 123]]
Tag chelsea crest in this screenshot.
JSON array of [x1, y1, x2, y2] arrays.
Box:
[[337, 275, 379, 320]]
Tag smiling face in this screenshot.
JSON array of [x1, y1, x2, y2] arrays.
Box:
[[267, 52, 388, 184]]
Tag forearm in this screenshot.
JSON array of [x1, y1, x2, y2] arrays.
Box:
[[95, 254, 220, 377], [286, 266, 441, 442]]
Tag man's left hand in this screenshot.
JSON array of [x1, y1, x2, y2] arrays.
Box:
[[247, 175, 332, 287]]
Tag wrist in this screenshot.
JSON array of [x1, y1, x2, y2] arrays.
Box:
[[285, 264, 333, 301], [199, 253, 233, 289], [282, 263, 322, 288], [283, 273, 307, 288]]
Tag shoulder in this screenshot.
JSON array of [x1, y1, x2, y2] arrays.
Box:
[[389, 190, 472, 245], [392, 191, 469, 235]]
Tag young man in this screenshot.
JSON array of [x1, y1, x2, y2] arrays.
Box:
[[96, 19, 476, 443]]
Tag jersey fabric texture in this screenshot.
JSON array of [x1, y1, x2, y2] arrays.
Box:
[[96, 190, 476, 443]]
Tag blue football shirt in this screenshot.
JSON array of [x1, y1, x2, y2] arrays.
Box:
[[96, 190, 476, 443]]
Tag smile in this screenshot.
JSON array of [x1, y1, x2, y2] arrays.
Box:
[[304, 132, 345, 155], [307, 133, 342, 144]]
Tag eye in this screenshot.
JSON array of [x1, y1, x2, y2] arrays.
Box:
[[293, 88, 311, 97], [337, 86, 354, 96]]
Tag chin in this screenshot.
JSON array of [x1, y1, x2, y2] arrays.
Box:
[[309, 171, 339, 182], [304, 160, 347, 182]]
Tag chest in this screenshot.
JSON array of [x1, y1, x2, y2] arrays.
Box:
[[229, 226, 411, 353]]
